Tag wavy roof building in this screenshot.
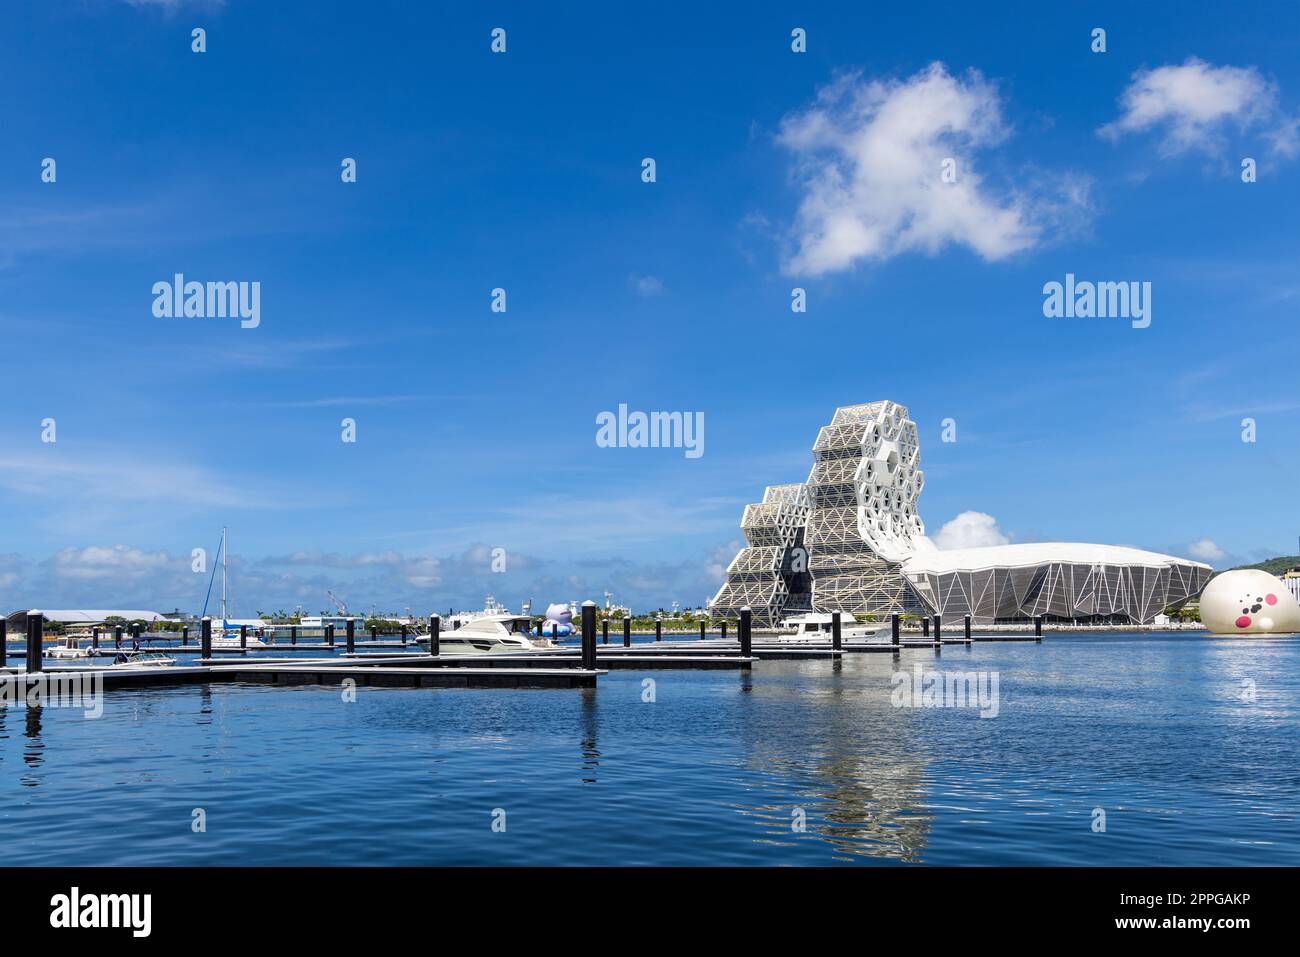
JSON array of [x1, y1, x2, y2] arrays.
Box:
[[710, 401, 1211, 626]]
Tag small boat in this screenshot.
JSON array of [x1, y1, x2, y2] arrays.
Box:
[[777, 613, 892, 644], [48, 637, 93, 660], [110, 651, 176, 667], [417, 614, 555, 656], [197, 528, 267, 648], [212, 622, 268, 649]]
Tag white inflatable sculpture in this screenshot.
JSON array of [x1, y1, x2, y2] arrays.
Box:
[[1200, 569, 1300, 635]]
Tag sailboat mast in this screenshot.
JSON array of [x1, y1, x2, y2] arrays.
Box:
[[221, 526, 228, 620]]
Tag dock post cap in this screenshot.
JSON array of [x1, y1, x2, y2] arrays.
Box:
[[622, 614, 630, 620], [740, 606, 750, 612], [581, 599, 597, 607]]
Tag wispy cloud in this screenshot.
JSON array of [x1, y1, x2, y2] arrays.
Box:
[[1100, 57, 1299, 159], [628, 274, 664, 297], [777, 63, 1091, 275]]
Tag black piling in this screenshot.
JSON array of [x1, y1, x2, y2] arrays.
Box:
[[0, 619, 6, 668], [700, 620, 706, 641], [1035, 616, 1043, 641], [581, 601, 597, 671], [964, 615, 972, 644], [891, 614, 900, 645], [622, 616, 631, 648], [552, 622, 559, 642], [428, 615, 441, 657], [934, 615, 942, 644], [832, 611, 842, 651], [201, 617, 212, 658], [655, 618, 662, 642], [922, 617, 930, 638], [327, 625, 335, 648], [346, 618, 356, 654], [739, 607, 752, 658], [720, 620, 727, 642], [401, 624, 408, 645], [371, 625, 378, 642], [114, 625, 123, 650], [602, 619, 609, 645], [92, 627, 99, 649]]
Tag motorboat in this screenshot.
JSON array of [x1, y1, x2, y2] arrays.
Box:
[[109, 651, 176, 667], [443, 595, 513, 631], [777, 612, 892, 644], [48, 637, 93, 660], [417, 614, 555, 656]]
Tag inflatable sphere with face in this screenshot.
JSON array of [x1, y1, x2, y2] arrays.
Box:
[[1200, 569, 1300, 635]]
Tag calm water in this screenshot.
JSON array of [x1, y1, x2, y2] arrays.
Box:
[[1, 632, 1297, 865]]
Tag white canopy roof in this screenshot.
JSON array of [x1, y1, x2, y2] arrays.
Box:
[[902, 543, 1210, 576], [19, 609, 167, 623]]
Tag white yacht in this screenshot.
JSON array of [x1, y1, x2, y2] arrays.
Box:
[[212, 621, 269, 649], [417, 614, 555, 656], [777, 612, 892, 644], [199, 528, 268, 648], [48, 637, 93, 660], [443, 595, 513, 631]]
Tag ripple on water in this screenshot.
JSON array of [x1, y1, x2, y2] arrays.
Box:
[[0, 633, 1297, 864]]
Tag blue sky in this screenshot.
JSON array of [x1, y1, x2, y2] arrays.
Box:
[[1, 0, 1298, 616]]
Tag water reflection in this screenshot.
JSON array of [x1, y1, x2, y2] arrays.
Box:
[[24, 704, 44, 781], [578, 688, 600, 784], [733, 657, 933, 861]]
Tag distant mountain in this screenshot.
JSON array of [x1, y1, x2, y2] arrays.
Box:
[[1219, 555, 1300, 578]]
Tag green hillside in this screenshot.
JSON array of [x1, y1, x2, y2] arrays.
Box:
[[1220, 555, 1300, 578]]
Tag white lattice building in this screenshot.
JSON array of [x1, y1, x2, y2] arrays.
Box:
[[708, 483, 812, 627], [710, 400, 1211, 625]]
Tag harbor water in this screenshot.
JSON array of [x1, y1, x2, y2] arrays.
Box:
[[1, 632, 1297, 865]]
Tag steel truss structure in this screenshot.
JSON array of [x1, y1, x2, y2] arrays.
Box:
[[708, 483, 811, 627], [709, 399, 1211, 626], [903, 547, 1212, 623]]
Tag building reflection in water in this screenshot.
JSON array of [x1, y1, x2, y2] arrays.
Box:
[[730, 658, 933, 862]]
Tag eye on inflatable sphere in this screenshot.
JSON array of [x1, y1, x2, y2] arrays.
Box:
[[1200, 569, 1300, 635]]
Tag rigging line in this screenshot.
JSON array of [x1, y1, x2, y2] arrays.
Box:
[[199, 533, 224, 621]]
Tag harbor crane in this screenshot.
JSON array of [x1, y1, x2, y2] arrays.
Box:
[[327, 590, 349, 616]]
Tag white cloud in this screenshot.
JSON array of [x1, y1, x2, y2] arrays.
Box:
[[705, 539, 742, 582], [932, 511, 1010, 550], [46, 545, 176, 582], [777, 63, 1088, 275], [1100, 58, 1298, 158], [0, 450, 258, 509], [1, 542, 726, 617], [629, 274, 664, 297], [1186, 537, 1227, 562]]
